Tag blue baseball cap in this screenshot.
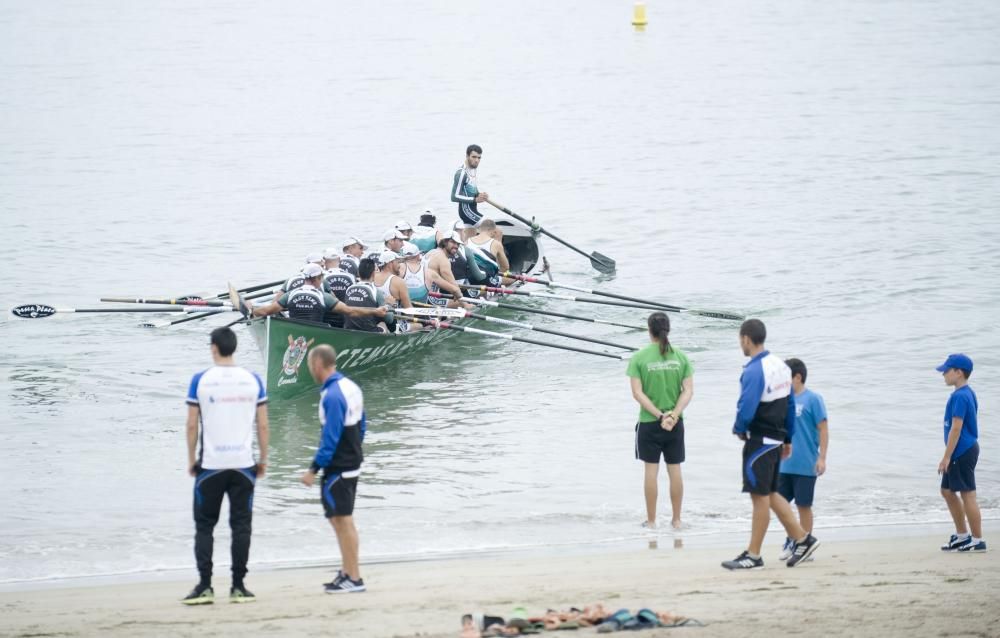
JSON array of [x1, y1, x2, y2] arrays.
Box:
[[935, 353, 973, 373]]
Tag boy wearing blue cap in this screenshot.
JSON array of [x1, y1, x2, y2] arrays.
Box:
[[936, 353, 985, 553]]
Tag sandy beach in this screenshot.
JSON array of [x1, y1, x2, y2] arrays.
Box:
[[3, 528, 997, 638]]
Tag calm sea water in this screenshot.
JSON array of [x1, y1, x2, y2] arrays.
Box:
[[2, 0, 999, 584]]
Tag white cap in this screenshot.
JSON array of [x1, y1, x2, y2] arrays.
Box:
[[400, 241, 421, 257], [383, 229, 406, 242], [394, 220, 413, 232], [342, 236, 367, 250], [323, 247, 341, 260], [377, 250, 401, 266], [447, 230, 464, 244], [305, 252, 324, 264], [302, 263, 324, 278]]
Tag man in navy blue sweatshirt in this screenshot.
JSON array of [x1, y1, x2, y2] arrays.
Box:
[[301, 344, 368, 593], [722, 319, 821, 570]]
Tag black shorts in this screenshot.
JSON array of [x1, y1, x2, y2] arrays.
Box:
[[777, 472, 817, 507], [321, 470, 360, 518], [941, 443, 978, 492], [742, 438, 783, 495], [634, 419, 685, 465]]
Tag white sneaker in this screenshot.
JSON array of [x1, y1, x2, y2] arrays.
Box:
[[778, 537, 794, 561]]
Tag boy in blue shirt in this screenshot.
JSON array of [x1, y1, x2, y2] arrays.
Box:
[[936, 354, 985, 552], [776, 359, 829, 561]]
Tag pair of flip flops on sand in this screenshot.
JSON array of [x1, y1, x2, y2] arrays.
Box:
[[596, 608, 704, 632], [463, 605, 702, 636]]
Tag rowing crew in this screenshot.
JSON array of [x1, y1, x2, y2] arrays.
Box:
[[246, 215, 511, 333]]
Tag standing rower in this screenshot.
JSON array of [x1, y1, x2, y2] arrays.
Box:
[[451, 144, 489, 236]]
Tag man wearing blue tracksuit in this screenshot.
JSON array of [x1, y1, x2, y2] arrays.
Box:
[[722, 319, 821, 570], [300, 344, 368, 593]]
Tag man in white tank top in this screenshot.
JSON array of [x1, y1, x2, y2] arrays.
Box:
[[467, 218, 510, 281]]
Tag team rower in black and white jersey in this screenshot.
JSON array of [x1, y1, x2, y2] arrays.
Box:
[[343, 258, 390, 333], [249, 264, 386, 326], [322, 250, 357, 329], [281, 253, 325, 293], [451, 144, 489, 240], [409, 210, 441, 254], [393, 220, 414, 242], [400, 243, 429, 304], [339, 237, 367, 277]]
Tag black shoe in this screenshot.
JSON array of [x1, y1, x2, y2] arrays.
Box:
[[181, 583, 214, 605], [229, 584, 256, 603], [721, 551, 763, 570], [324, 575, 366, 593], [322, 570, 345, 588], [786, 534, 820, 567]]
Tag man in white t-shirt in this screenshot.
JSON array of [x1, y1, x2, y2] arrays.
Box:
[[182, 327, 269, 605]]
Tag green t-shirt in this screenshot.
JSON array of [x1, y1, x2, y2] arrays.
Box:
[[626, 343, 693, 422]]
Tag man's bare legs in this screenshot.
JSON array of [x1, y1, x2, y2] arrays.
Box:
[[748, 493, 806, 556], [643, 462, 659, 526], [666, 463, 683, 529], [329, 515, 360, 580], [941, 488, 968, 534], [960, 491, 982, 538]]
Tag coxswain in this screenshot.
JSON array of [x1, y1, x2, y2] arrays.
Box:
[[451, 144, 489, 237], [249, 264, 385, 326]]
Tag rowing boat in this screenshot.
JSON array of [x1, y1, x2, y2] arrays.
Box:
[[245, 221, 546, 401]]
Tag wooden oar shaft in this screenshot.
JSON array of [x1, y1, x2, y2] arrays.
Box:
[[100, 297, 231, 307], [459, 284, 664, 311], [414, 318, 626, 360], [432, 292, 644, 330], [467, 312, 636, 351]]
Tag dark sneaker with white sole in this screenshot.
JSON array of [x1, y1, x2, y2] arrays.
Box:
[[322, 570, 345, 588], [324, 574, 366, 593], [229, 585, 256, 603], [957, 540, 987, 553], [941, 534, 973, 551], [181, 584, 214, 605], [722, 551, 764, 570], [786, 534, 820, 567]]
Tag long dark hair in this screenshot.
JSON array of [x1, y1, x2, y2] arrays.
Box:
[[648, 311, 671, 355]]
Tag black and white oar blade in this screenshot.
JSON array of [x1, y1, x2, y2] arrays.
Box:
[[11, 304, 57, 319], [589, 252, 616, 274], [690, 309, 746, 321], [228, 282, 251, 319]]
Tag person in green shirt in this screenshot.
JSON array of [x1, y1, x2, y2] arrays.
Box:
[[627, 312, 694, 530]]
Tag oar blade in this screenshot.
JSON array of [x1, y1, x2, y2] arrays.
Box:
[[589, 252, 616, 274], [11, 304, 57, 319], [228, 283, 251, 319], [690, 309, 746, 321]]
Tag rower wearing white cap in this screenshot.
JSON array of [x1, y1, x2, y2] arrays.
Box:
[[322, 249, 357, 328], [373, 250, 412, 310], [383, 229, 406, 255], [400, 242, 429, 304], [425, 231, 467, 309], [249, 264, 387, 326], [394, 220, 414, 241], [282, 253, 326, 294], [340, 237, 368, 277], [410, 209, 441, 254]]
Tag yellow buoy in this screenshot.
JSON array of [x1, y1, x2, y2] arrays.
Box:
[[631, 1, 648, 27]]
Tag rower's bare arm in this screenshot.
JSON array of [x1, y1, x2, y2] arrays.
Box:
[[394, 279, 412, 308], [250, 300, 284, 317], [495, 244, 510, 273]]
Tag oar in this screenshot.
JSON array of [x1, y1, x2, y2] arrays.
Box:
[[413, 318, 627, 360], [140, 309, 229, 328], [176, 279, 286, 302], [10, 304, 235, 319], [486, 199, 616, 274], [506, 272, 746, 321], [403, 305, 637, 351], [459, 284, 664, 311], [101, 296, 232, 307], [427, 292, 645, 330]]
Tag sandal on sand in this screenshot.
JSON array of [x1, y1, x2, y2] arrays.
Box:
[[623, 608, 662, 630], [597, 609, 634, 633]]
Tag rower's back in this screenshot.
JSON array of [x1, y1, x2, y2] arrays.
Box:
[[343, 258, 385, 332]]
